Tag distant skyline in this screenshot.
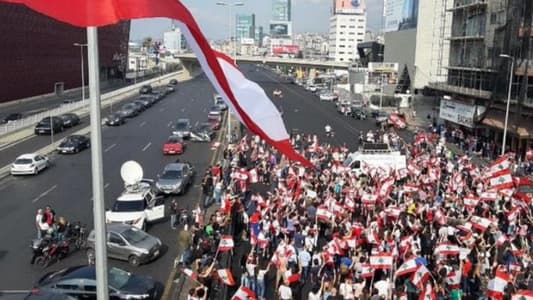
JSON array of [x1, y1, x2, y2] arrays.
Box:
[[130, 0, 383, 41]]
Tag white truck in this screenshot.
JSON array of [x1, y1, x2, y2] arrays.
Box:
[[343, 143, 406, 175]]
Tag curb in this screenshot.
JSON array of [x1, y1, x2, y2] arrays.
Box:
[[0, 71, 198, 181]]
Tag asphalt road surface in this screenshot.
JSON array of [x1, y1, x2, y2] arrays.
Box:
[[0, 74, 219, 290]]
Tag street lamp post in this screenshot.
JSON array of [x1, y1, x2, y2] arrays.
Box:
[[73, 43, 88, 101], [499, 54, 514, 156], [216, 1, 244, 143]]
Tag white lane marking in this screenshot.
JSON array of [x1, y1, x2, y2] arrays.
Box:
[[202, 108, 206, 113], [181, 108, 185, 112], [140, 121, 146, 127], [32, 185, 57, 203], [142, 142, 152, 152], [167, 121, 173, 128], [104, 182, 110, 189], [104, 143, 116, 152], [159, 108, 165, 112], [0, 134, 34, 152]]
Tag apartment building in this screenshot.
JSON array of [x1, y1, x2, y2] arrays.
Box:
[[328, 14, 367, 62]]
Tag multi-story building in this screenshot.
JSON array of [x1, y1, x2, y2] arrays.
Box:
[[270, 0, 292, 38], [430, 0, 533, 157], [236, 14, 256, 42], [163, 25, 187, 54], [383, 0, 452, 94], [0, 2, 129, 103], [328, 0, 367, 63], [255, 26, 264, 47]]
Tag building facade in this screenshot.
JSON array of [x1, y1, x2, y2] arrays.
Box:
[[163, 26, 187, 54], [236, 14, 256, 42], [430, 0, 533, 157], [270, 0, 292, 38], [328, 13, 367, 62], [0, 2, 130, 103]]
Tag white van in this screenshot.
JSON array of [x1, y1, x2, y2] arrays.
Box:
[[343, 143, 406, 174]]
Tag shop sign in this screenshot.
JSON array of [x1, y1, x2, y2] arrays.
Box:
[[439, 98, 476, 127]]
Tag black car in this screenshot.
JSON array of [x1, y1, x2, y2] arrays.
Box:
[[134, 99, 151, 110], [105, 112, 127, 126], [139, 94, 157, 105], [119, 104, 140, 117], [35, 265, 161, 300], [139, 84, 152, 94], [56, 135, 90, 154], [130, 102, 145, 113], [1, 113, 23, 124], [168, 79, 178, 86], [59, 113, 80, 128], [34, 117, 64, 135], [151, 90, 165, 100]]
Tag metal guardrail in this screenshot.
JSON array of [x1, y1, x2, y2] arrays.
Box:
[[0, 70, 184, 137]]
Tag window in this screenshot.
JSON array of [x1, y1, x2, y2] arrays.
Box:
[[357, 39, 363, 42], [349, 25, 355, 28], [340, 25, 346, 28], [358, 26, 364, 29], [357, 32, 363, 35], [108, 232, 124, 245]]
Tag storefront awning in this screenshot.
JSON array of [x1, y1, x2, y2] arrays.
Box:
[[481, 109, 533, 138]]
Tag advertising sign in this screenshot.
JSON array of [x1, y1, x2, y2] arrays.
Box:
[[368, 63, 399, 85], [384, 0, 419, 32], [270, 21, 291, 36], [334, 0, 366, 14], [272, 45, 300, 55], [368, 62, 399, 73], [439, 98, 476, 128]]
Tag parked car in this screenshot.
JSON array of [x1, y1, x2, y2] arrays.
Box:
[[374, 111, 389, 123], [162, 135, 185, 155], [130, 102, 145, 113], [319, 92, 338, 102], [59, 113, 80, 128], [150, 90, 165, 101], [120, 103, 140, 117], [10, 153, 49, 175], [155, 162, 194, 195], [57, 135, 90, 154], [166, 84, 176, 93], [86, 223, 162, 266], [351, 108, 367, 120], [1, 112, 23, 124], [172, 118, 192, 138], [134, 99, 151, 110], [213, 94, 228, 110], [190, 123, 215, 142], [35, 265, 161, 300], [34, 117, 64, 135], [139, 94, 158, 105], [105, 112, 127, 126], [139, 84, 152, 94], [207, 118, 221, 130], [169, 79, 178, 86], [105, 180, 164, 230]]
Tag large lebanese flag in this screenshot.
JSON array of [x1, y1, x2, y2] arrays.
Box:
[[395, 258, 418, 277], [487, 270, 510, 300], [512, 290, 533, 300], [489, 169, 514, 190], [488, 156, 511, 175], [3, 0, 314, 168], [369, 253, 394, 269], [217, 269, 236, 286]]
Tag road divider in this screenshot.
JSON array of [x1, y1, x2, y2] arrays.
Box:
[[0, 70, 201, 180]]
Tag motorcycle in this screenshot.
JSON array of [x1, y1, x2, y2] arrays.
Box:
[[30, 238, 71, 268], [66, 222, 87, 249]]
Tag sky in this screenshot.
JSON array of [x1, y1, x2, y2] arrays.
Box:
[[130, 0, 383, 41]]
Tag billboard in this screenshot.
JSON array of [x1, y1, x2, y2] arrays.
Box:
[[334, 0, 366, 14], [272, 45, 300, 55], [270, 21, 292, 36], [384, 0, 419, 32]]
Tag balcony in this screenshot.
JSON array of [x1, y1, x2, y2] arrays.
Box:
[[447, 0, 487, 11], [448, 35, 484, 41], [428, 82, 492, 99]]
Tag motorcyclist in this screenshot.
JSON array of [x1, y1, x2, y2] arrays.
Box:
[[325, 124, 332, 136]]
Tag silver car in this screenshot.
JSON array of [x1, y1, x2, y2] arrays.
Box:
[[86, 223, 162, 266], [155, 162, 194, 195]]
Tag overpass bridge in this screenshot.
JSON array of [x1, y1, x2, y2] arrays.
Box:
[[175, 53, 351, 75]]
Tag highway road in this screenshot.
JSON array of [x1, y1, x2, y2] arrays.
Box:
[[0, 64, 386, 295], [0, 74, 219, 290]]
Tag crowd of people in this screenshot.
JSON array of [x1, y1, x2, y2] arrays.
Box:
[[179, 125, 533, 300]]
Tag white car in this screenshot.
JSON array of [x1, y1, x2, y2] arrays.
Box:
[[10, 153, 49, 175], [105, 181, 165, 230], [320, 93, 338, 101]]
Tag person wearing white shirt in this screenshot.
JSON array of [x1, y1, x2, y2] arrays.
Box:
[[278, 281, 292, 300], [298, 248, 311, 280], [339, 277, 355, 300]]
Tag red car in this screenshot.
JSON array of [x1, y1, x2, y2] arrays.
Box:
[[163, 135, 185, 155]]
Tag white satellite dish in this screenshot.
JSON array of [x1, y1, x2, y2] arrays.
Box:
[[120, 161, 143, 185]]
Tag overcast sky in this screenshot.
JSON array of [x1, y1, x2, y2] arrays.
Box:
[[130, 0, 383, 41]]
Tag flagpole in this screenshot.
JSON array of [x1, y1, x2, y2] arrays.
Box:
[[87, 26, 109, 300]]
